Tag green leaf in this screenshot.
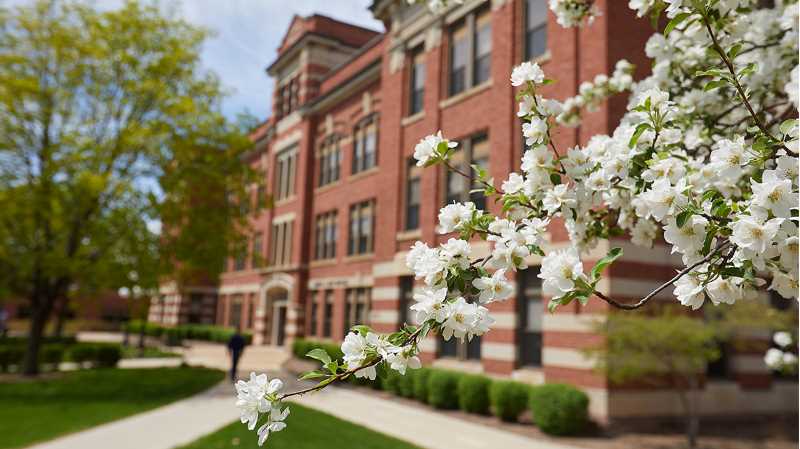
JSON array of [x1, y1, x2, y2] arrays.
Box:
[[628, 123, 652, 148], [299, 370, 327, 380], [591, 247, 624, 281], [676, 209, 693, 228], [703, 79, 727, 92], [306, 348, 331, 366], [727, 42, 743, 60], [664, 12, 691, 36], [780, 119, 798, 136]]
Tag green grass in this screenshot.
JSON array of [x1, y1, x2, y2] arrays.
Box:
[[0, 367, 224, 449], [178, 403, 421, 449]]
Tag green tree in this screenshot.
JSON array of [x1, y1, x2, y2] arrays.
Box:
[[0, 0, 253, 375], [589, 310, 720, 448]]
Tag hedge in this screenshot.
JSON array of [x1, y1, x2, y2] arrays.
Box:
[[412, 368, 432, 403], [457, 374, 491, 415], [124, 321, 252, 345], [397, 369, 416, 398], [529, 383, 589, 435], [291, 338, 344, 362], [489, 380, 530, 422], [0, 342, 122, 372], [427, 369, 460, 409]]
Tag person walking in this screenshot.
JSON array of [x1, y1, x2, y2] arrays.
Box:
[[226, 327, 246, 381]]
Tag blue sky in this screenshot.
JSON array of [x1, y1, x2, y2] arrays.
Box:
[[175, 0, 384, 120]]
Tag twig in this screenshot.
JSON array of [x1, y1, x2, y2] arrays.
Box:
[[592, 241, 732, 310]]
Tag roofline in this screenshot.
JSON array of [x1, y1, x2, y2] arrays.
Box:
[[303, 60, 382, 115], [318, 33, 384, 84], [266, 32, 361, 75]]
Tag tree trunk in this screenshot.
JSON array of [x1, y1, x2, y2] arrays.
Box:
[[676, 377, 700, 448], [52, 296, 68, 337], [22, 304, 48, 376]]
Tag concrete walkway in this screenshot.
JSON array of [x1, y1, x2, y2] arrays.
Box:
[[293, 387, 582, 449], [26, 381, 238, 449]]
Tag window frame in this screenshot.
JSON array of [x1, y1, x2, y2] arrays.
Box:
[[405, 158, 422, 231], [269, 219, 293, 267], [408, 46, 426, 115], [524, 0, 548, 61], [517, 266, 543, 367], [274, 146, 297, 202], [448, 7, 492, 97], [348, 200, 375, 256], [352, 114, 378, 174], [317, 134, 341, 187], [343, 287, 371, 334], [314, 210, 338, 260], [444, 133, 490, 210]]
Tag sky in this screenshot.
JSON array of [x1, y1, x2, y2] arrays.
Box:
[[171, 0, 384, 120]]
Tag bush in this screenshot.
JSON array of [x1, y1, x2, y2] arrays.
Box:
[[0, 346, 24, 372], [529, 384, 589, 435], [163, 328, 182, 346], [68, 344, 96, 364], [397, 370, 416, 398], [291, 338, 343, 362], [40, 344, 64, 366], [427, 369, 460, 409], [489, 380, 530, 422], [382, 369, 401, 394], [458, 374, 491, 415], [412, 368, 432, 403], [95, 344, 122, 368]]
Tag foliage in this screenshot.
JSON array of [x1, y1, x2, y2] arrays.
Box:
[[0, 0, 254, 375], [488, 380, 530, 422], [529, 384, 589, 435], [412, 367, 432, 403], [426, 369, 460, 409], [457, 374, 491, 415]]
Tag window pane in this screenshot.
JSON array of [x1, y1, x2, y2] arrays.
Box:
[[527, 24, 547, 60], [450, 22, 469, 95], [474, 17, 491, 85]]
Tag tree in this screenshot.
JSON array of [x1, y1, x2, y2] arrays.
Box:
[[590, 310, 719, 448], [0, 0, 253, 375], [232, 0, 798, 445]]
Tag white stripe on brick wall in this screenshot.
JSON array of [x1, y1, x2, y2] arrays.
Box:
[[609, 278, 676, 300], [418, 337, 437, 352], [370, 309, 399, 324], [481, 342, 516, 362], [542, 313, 605, 333], [372, 287, 400, 301], [542, 347, 596, 370], [491, 312, 516, 329], [219, 283, 260, 294]]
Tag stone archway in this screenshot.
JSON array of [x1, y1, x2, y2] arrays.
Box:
[[258, 274, 294, 346]]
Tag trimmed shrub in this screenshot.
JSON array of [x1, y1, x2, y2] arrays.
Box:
[[412, 367, 432, 403], [95, 344, 122, 368], [397, 370, 416, 398], [40, 344, 65, 366], [382, 369, 401, 394], [0, 346, 25, 372], [291, 338, 343, 362], [489, 380, 530, 422], [457, 374, 491, 415], [68, 344, 96, 364], [529, 384, 589, 435], [163, 328, 182, 346], [427, 369, 460, 409]]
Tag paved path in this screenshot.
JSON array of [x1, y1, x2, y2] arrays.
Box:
[[293, 386, 582, 449], [26, 381, 238, 449]]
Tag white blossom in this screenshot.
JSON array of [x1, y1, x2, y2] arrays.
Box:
[[539, 247, 585, 298], [510, 61, 544, 86], [472, 269, 514, 304]]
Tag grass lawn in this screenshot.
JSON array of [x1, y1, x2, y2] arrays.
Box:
[[179, 403, 421, 449], [0, 367, 224, 449]]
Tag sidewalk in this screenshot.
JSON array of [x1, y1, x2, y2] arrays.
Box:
[[293, 386, 582, 449], [25, 381, 238, 449]]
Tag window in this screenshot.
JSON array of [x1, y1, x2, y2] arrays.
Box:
[[517, 267, 543, 367], [409, 47, 425, 115], [309, 291, 318, 337], [399, 276, 414, 326], [322, 290, 333, 338], [247, 298, 255, 329], [445, 134, 490, 210], [344, 288, 371, 334], [276, 77, 300, 119], [252, 232, 263, 268], [257, 183, 268, 210], [348, 200, 375, 255], [269, 219, 293, 266], [274, 146, 297, 201], [188, 293, 204, 324], [525, 0, 548, 60], [439, 335, 481, 360], [318, 135, 341, 187], [405, 158, 422, 230], [233, 244, 246, 271], [314, 211, 337, 260], [449, 8, 492, 96], [230, 295, 243, 328], [353, 115, 378, 174]]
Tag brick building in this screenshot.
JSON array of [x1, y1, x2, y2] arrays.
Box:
[[150, 0, 797, 421]]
